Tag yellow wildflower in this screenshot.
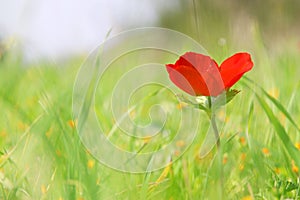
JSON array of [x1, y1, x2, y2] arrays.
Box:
[[241, 153, 247, 161], [292, 160, 299, 174], [41, 184, 47, 194], [223, 153, 228, 165], [295, 142, 300, 150], [241, 196, 253, 200], [239, 137, 246, 146], [68, 120, 77, 128], [87, 159, 95, 169], [176, 140, 185, 147], [262, 148, 270, 156]]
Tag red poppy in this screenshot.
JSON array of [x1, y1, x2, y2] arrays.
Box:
[[166, 52, 253, 96]]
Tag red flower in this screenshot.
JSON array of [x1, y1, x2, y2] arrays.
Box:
[[166, 52, 253, 96]]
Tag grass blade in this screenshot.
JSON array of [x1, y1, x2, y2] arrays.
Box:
[[244, 77, 300, 133], [255, 94, 300, 167]]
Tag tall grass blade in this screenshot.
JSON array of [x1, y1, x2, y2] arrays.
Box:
[[244, 77, 300, 133], [255, 94, 300, 167]]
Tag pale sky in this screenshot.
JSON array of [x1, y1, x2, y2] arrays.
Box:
[[0, 0, 178, 59]]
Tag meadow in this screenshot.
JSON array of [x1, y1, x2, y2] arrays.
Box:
[[1, 1, 300, 200]]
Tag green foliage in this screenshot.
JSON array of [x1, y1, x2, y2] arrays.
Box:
[[1, 2, 300, 198]]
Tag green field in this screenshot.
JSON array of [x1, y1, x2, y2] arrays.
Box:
[[1, 1, 300, 200]]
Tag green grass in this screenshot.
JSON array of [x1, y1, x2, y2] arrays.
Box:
[[1, 31, 300, 200]]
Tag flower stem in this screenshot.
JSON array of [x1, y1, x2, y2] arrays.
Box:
[[207, 96, 220, 149], [210, 111, 223, 199], [207, 96, 212, 108], [211, 113, 220, 149]]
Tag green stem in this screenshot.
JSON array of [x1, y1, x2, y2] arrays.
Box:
[[207, 96, 212, 108], [211, 113, 220, 149], [210, 109, 223, 199], [207, 97, 223, 198], [207, 96, 220, 149]]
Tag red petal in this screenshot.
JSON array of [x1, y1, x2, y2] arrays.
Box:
[[166, 52, 224, 96], [220, 53, 253, 89], [166, 64, 210, 96]]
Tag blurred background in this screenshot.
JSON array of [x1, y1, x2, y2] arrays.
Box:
[[0, 0, 177, 60], [1, 0, 299, 61], [1, 1, 300, 199]]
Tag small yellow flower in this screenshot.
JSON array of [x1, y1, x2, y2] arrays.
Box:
[[176, 102, 187, 110], [239, 164, 245, 171], [41, 184, 47, 194], [87, 159, 95, 169], [292, 166, 299, 173], [176, 140, 185, 147], [223, 153, 228, 165], [292, 160, 299, 174], [241, 153, 247, 161], [274, 167, 280, 174], [241, 196, 253, 200], [295, 142, 300, 150], [262, 148, 270, 156], [142, 136, 152, 144], [174, 150, 181, 157], [239, 137, 246, 146], [68, 120, 77, 128]]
